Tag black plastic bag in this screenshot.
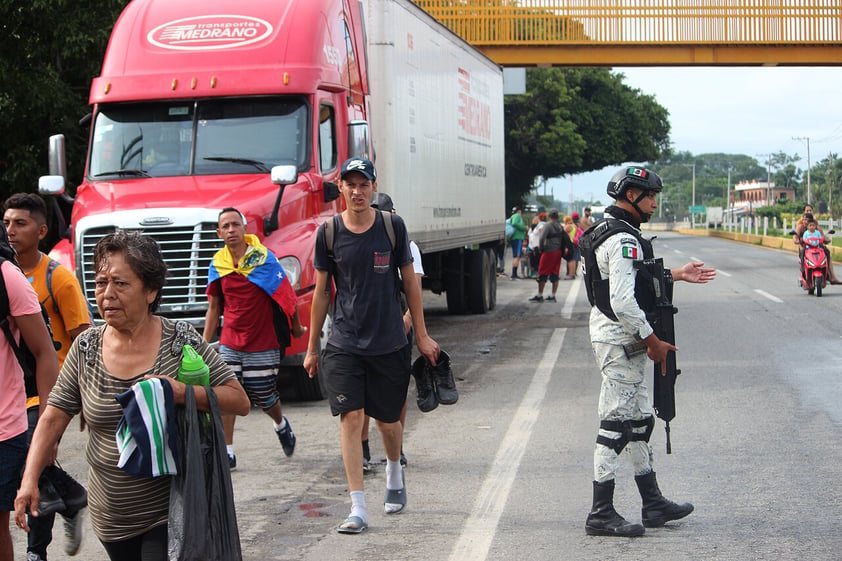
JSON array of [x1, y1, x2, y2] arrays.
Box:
[[168, 385, 242, 561]]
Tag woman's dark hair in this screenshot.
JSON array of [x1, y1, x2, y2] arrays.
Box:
[[93, 231, 167, 312]]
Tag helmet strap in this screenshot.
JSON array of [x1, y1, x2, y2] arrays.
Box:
[[629, 189, 653, 223]]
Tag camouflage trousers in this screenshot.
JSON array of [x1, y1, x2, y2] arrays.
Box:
[[591, 341, 655, 483]]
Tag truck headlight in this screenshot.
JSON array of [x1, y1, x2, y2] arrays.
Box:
[[280, 256, 301, 290]]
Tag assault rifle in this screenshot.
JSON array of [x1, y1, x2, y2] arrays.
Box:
[[636, 258, 681, 454]]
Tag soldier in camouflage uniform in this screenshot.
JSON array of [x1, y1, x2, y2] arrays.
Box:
[[581, 167, 715, 537]]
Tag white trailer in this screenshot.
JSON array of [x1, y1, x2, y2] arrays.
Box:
[[363, 0, 505, 314]]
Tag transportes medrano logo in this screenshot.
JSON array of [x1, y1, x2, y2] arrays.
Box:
[[147, 15, 273, 51]]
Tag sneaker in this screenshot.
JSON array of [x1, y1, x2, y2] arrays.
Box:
[[431, 350, 458, 405], [363, 456, 372, 472], [27, 553, 45, 561], [411, 356, 438, 412], [47, 465, 87, 513], [276, 417, 296, 457], [63, 508, 85, 556], [528, 294, 544, 302], [546, 295, 556, 302], [399, 451, 407, 468], [37, 473, 66, 516], [228, 454, 237, 471]]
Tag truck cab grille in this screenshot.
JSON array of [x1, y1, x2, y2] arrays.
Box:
[[80, 222, 221, 318]]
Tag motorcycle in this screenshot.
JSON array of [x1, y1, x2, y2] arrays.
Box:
[[792, 228, 835, 297]]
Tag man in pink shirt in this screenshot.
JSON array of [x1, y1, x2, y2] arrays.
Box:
[[0, 223, 59, 561]]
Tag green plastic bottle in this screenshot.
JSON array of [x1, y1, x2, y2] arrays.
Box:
[[177, 345, 210, 386]]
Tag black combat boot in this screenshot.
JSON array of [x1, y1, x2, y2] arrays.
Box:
[[634, 471, 694, 527], [585, 480, 645, 537]]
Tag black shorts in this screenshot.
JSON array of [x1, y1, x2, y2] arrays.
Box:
[[323, 343, 411, 422]]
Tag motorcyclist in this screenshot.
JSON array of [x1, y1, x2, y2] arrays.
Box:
[[793, 206, 841, 284]]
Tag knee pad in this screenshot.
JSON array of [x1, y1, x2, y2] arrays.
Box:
[[596, 416, 655, 454]]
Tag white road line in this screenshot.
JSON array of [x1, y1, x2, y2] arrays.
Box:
[[717, 269, 732, 277], [673, 249, 684, 254], [448, 328, 566, 561], [754, 289, 783, 303], [561, 276, 581, 319], [690, 256, 701, 261]]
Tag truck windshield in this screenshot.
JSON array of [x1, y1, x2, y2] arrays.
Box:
[[89, 98, 308, 179]]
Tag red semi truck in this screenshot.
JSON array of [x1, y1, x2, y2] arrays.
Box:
[[39, 0, 505, 399]]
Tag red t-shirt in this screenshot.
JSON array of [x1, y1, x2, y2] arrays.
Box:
[[207, 273, 277, 352]]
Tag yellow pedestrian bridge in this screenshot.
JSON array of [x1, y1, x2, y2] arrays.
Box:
[[413, 0, 842, 66]]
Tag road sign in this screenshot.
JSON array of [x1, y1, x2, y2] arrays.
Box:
[[689, 205, 707, 214]]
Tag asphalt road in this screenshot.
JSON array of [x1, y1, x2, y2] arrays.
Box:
[[12, 232, 842, 561]]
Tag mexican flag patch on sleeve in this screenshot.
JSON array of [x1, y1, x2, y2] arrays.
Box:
[[622, 246, 638, 259]]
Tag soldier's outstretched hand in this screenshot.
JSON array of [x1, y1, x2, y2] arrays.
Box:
[[673, 261, 716, 284]]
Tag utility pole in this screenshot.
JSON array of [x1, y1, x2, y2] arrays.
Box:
[[831, 152, 835, 216], [756, 154, 772, 206], [793, 136, 811, 203], [725, 166, 733, 221]]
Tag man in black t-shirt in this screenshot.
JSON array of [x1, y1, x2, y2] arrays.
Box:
[[304, 158, 439, 535]]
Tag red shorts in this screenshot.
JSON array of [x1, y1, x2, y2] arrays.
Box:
[[538, 249, 562, 281]]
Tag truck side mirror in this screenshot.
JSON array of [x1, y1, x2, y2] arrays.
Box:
[[347, 120, 370, 160], [323, 181, 340, 202], [39, 175, 66, 195], [271, 165, 298, 185], [265, 165, 299, 235]]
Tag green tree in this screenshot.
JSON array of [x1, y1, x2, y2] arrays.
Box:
[[504, 68, 671, 210], [0, 0, 125, 199]]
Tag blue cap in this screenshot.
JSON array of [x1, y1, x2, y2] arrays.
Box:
[[340, 158, 376, 181]]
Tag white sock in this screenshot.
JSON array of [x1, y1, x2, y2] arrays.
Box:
[[226, 445, 234, 457], [349, 491, 368, 523], [273, 417, 287, 431], [385, 459, 403, 490]]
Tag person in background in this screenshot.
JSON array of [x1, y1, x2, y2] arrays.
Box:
[[579, 207, 594, 231], [3, 193, 91, 560], [563, 215, 579, 279], [304, 158, 439, 534], [203, 208, 306, 469], [0, 222, 59, 561], [508, 207, 527, 279], [526, 213, 544, 280], [15, 231, 250, 561], [360, 193, 423, 470], [528, 208, 569, 303], [793, 205, 841, 284], [802, 217, 824, 248]]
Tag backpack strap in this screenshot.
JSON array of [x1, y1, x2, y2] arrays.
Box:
[[45, 257, 60, 315], [381, 210, 396, 250], [46, 257, 96, 323], [323, 215, 338, 297]]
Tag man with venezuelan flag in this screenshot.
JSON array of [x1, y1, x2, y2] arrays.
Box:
[[203, 207, 306, 469]]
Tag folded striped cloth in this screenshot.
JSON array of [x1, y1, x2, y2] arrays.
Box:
[[115, 378, 179, 478]]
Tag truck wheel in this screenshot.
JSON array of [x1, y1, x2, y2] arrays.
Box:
[[485, 247, 497, 310], [468, 249, 490, 314], [445, 252, 467, 314]]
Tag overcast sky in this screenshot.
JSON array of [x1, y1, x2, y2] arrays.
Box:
[[554, 66, 842, 205]]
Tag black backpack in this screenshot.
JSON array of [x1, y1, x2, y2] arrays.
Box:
[[0, 222, 58, 397]]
